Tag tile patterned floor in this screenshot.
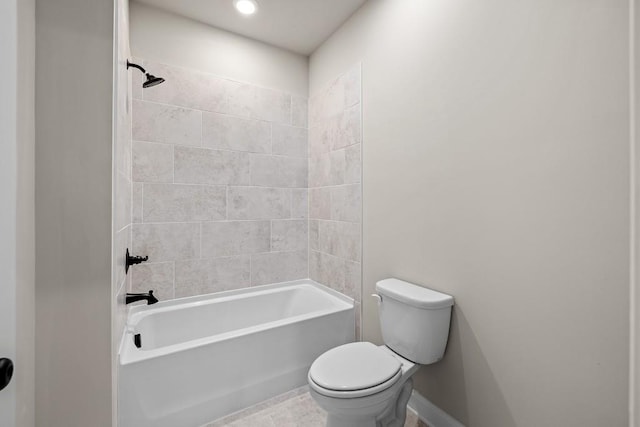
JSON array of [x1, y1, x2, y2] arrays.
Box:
[[204, 387, 430, 427]]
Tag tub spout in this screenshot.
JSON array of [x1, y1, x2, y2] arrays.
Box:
[[126, 290, 158, 305]]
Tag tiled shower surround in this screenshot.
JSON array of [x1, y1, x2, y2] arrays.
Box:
[[308, 65, 363, 332], [130, 60, 309, 299], [129, 60, 362, 330]]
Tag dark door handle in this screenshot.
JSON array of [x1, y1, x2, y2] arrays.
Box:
[[0, 358, 13, 391]]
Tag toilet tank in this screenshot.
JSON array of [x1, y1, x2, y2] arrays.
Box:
[[376, 278, 454, 365]]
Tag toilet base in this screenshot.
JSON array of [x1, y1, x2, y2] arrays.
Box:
[[377, 378, 413, 427], [320, 378, 414, 427]]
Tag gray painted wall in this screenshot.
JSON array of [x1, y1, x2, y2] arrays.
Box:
[[17, 0, 35, 425], [0, 1, 19, 425], [311, 1, 630, 426], [130, 2, 309, 98], [0, 0, 35, 425], [635, 1, 640, 425], [35, 0, 113, 425]]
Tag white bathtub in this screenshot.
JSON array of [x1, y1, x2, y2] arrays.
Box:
[[118, 279, 355, 427]]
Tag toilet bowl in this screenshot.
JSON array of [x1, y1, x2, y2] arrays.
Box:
[[308, 342, 419, 427], [307, 278, 454, 427]]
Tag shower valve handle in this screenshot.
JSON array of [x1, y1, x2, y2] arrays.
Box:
[[125, 248, 149, 274]]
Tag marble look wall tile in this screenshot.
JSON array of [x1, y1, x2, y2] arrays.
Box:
[[308, 250, 320, 281], [309, 250, 345, 292], [115, 171, 131, 232], [308, 121, 332, 158], [309, 220, 319, 251], [228, 187, 291, 220], [143, 62, 293, 124], [142, 62, 243, 114], [132, 182, 143, 223], [309, 64, 361, 126], [309, 188, 331, 220], [201, 221, 270, 258], [345, 144, 361, 184], [344, 260, 362, 302], [291, 96, 308, 128], [332, 104, 361, 150], [132, 100, 201, 146], [310, 151, 346, 187], [330, 184, 361, 223], [324, 252, 347, 294], [143, 184, 226, 222], [202, 112, 270, 153], [271, 220, 308, 252], [250, 250, 307, 286], [308, 153, 330, 188], [309, 251, 360, 301], [227, 84, 292, 124], [291, 189, 308, 219], [133, 222, 200, 262], [308, 94, 320, 127], [272, 124, 308, 158], [329, 150, 346, 185], [132, 140, 173, 183], [325, 76, 349, 119], [309, 66, 362, 309], [175, 256, 251, 298], [132, 67, 143, 100], [342, 65, 362, 109], [174, 146, 250, 186], [130, 262, 175, 301], [250, 155, 308, 188], [317, 220, 361, 261], [313, 83, 342, 123]]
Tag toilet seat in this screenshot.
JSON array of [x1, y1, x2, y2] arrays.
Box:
[[308, 342, 402, 398]]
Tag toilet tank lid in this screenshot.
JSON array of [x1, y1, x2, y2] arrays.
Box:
[[376, 278, 454, 309]]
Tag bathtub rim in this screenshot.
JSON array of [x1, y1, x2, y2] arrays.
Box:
[[128, 278, 353, 316], [119, 279, 355, 365]]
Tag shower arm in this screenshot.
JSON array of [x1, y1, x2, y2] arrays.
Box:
[[126, 60, 146, 74]]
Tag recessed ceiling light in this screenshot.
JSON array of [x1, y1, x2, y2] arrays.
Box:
[[234, 0, 258, 15]]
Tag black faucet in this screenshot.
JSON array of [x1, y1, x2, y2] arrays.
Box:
[[126, 290, 158, 305]]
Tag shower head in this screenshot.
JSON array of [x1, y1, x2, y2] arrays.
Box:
[[127, 60, 165, 89], [143, 74, 165, 88]]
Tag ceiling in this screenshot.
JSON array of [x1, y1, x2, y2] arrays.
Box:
[[134, 0, 368, 55]]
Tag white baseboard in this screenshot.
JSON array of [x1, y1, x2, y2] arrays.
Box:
[[408, 391, 465, 427]]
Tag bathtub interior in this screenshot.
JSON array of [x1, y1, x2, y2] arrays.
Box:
[[129, 282, 350, 352]]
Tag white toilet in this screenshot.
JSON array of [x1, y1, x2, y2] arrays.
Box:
[[307, 278, 454, 427]]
